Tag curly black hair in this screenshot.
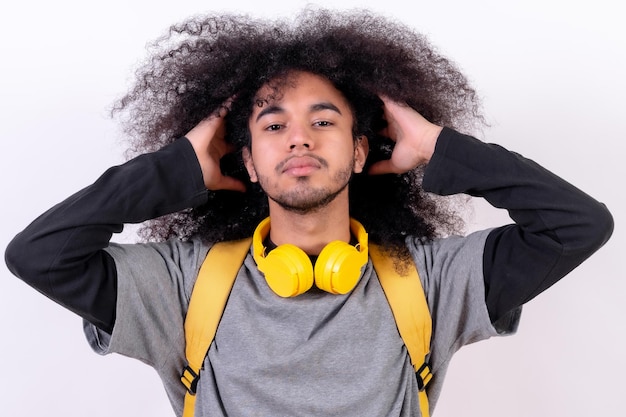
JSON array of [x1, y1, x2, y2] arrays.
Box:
[[113, 7, 484, 257]]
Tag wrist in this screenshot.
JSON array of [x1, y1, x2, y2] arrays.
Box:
[[418, 125, 443, 164]]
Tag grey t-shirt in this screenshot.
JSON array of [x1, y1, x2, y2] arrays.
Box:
[[85, 228, 516, 416]]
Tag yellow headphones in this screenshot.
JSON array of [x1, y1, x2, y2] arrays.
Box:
[[252, 217, 369, 297]]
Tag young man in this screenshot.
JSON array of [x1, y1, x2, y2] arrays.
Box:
[[5, 8, 613, 417]]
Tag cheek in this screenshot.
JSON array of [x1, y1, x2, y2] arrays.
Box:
[[247, 149, 275, 181]]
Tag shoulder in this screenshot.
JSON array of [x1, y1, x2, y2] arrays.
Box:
[[405, 229, 492, 290], [105, 237, 211, 299]]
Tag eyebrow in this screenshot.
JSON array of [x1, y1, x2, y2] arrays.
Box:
[[254, 101, 342, 122]]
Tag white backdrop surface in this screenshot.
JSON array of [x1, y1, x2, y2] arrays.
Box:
[[0, 1, 623, 416]]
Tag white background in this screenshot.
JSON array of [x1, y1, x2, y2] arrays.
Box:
[[0, 0, 623, 416]]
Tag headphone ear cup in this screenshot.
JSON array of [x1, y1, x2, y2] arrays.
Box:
[[262, 244, 314, 297], [314, 241, 364, 294]]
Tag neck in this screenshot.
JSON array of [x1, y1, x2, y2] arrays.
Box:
[[267, 198, 352, 255]]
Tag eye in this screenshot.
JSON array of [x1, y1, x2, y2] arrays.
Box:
[[314, 120, 333, 127], [266, 124, 283, 131]]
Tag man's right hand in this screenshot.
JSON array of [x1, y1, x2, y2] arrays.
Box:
[[185, 106, 247, 192]]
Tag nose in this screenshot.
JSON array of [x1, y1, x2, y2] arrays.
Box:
[[287, 124, 312, 150]]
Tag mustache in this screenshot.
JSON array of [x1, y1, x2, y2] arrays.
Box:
[[275, 154, 329, 173]]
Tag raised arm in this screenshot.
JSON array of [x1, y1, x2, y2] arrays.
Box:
[[4, 110, 241, 333], [371, 97, 614, 327], [424, 129, 613, 327]]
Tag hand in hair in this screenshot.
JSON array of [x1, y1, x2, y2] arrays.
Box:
[[368, 97, 443, 175], [185, 104, 247, 193]]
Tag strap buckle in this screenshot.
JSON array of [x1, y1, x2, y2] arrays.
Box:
[[416, 362, 433, 391], [181, 365, 200, 395]]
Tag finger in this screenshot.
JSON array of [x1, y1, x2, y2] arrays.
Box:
[[215, 175, 247, 193], [223, 95, 236, 110], [368, 159, 402, 176], [377, 127, 400, 143], [211, 96, 237, 119], [188, 115, 222, 138], [380, 95, 408, 109], [220, 141, 237, 156], [206, 173, 246, 193]]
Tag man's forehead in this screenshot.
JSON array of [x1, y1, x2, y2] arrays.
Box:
[[253, 94, 279, 109], [250, 73, 348, 112], [252, 70, 340, 100], [252, 81, 296, 108]]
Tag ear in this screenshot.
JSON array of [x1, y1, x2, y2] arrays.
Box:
[[353, 135, 369, 174], [242, 147, 258, 182]]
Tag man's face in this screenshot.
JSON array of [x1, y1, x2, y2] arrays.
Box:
[[244, 71, 368, 214]]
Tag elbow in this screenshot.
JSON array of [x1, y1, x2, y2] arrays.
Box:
[[570, 201, 614, 258], [5, 231, 45, 287], [587, 202, 614, 251], [6, 233, 29, 279]]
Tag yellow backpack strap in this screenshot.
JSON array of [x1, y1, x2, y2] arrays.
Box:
[[370, 243, 433, 417], [180, 238, 253, 417]]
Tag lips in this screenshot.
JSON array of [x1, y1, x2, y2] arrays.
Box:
[[278, 155, 324, 176]]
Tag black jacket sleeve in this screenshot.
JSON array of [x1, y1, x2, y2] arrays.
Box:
[[5, 127, 614, 335], [422, 128, 614, 328], [4, 138, 208, 333]]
